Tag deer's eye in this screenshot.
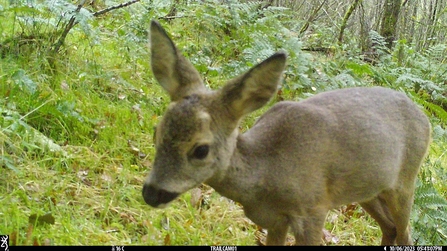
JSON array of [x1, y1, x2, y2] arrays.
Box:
[[192, 145, 209, 159]]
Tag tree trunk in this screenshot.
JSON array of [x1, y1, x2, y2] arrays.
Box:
[[379, 0, 401, 49], [338, 0, 362, 45], [358, 1, 370, 53], [299, 0, 328, 35], [424, 0, 443, 49], [397, 0, 416, 45]]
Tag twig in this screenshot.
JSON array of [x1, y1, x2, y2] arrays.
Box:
[[51, 0, 86, 54], [93, 0, 140, 17], [159, 15, 186, 20], [299, 0, 327, 35], [50, 0, 141, 55]]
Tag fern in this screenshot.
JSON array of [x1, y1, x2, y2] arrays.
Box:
[[410, 93, 447, 125], [242, 30, 276, 65], [169, 0, 314, 92], [369, 30, 390, 56], [412, 178, 447, 244], [396, 73, 442, 92], [425, 44, 447, 63]]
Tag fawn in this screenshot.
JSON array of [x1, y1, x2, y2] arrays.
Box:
[[142, 20, 431, 245]]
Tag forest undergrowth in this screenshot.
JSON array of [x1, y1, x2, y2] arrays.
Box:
[[1, 0, 446, 245]]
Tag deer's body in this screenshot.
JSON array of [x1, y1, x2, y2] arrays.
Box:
[[142, 20, 431, 245]]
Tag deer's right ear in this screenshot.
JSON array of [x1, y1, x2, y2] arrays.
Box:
[[150, 20, 206, 101]]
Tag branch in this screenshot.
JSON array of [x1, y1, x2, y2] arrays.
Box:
[[51, 0, 86, 54], [338, 0, 362, 45], [159, 15, 185, 20], [93, 0, 140, 17], [50, 0, 141, 55], [299, 0, 328, 35]]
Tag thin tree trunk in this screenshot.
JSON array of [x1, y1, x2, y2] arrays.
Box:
[[338, 0, 362, 45], [397, 0, 414, 44], [299, 0, 327, 35], [358, 1, 370, 53], [408, 0, 418, 46], [379, 0, 401, 49], [425, 0, 441, 48]]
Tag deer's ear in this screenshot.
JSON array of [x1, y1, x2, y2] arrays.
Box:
[[220, 52, 287, 119], [150, 20, 207, 101]]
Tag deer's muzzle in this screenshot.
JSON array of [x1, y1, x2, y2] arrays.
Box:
[[142, 184, 179, 208]]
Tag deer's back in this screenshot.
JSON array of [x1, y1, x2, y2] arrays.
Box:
[[240, 87, 431, 208]]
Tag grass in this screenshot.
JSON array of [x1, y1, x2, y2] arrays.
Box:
[[1, 0, 447, 246], [0, 1, 255, 244]]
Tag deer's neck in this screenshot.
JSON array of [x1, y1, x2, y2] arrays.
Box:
[[206, 134, 262, 206]]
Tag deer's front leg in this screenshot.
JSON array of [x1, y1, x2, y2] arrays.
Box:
[[266, 225, 289, 245], [290, 213, 327, 245]]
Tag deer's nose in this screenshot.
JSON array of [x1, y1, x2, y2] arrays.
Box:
[[142, 184, 179, 208]]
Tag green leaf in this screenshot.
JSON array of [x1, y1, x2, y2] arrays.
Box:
[[12, 69, 37, 95]]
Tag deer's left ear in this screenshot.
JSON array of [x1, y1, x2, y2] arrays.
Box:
[[219, 52, 287, 119], [150, 20, 207, 102]]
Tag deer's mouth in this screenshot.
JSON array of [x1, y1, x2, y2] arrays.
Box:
[[142, 184, 179, 208]]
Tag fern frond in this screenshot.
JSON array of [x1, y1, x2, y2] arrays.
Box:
[[369, 30, 389, 55], [409, 92, 447, 124], [412, 179, 447, 244], [425, 44, 447, 63]]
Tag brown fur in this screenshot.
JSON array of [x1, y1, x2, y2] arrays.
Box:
[[142, 20, 431, 245]]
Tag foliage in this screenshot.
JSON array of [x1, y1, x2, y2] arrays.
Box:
[[0, 0, 94, 57], [0, 0, 446, 246], [413, 168, 447, 244]]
